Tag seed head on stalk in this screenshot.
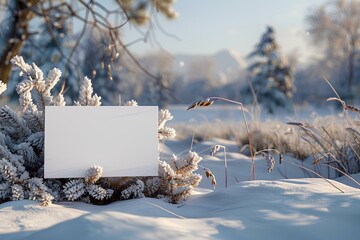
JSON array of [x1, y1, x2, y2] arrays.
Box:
[[187, 97, 256, 180]]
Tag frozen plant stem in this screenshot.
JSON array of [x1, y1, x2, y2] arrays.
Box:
[[224, 148, 227, 187], [210, 145, 228, 188], [323, 76, 353, 126], [188, 97, 256, 181], [286, 160, 344, 193], [212, 97, 255, 180], [254, 149, 283, 174]]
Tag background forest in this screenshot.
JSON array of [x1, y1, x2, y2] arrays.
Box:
[[0, 0, 359, 113]]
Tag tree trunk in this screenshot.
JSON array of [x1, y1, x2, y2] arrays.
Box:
[[347, 36, 357, 93], [0, 0, 39, 84], [348, 50, 355, 93]]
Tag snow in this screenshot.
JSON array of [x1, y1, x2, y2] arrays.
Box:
[[2, 138, 360, 240], [168, 104, 338, 124]]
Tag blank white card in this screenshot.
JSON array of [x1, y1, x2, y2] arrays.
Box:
[[44, 106, 158, 178]]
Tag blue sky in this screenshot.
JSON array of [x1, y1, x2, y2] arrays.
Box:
[[123, 0, 327, 63]]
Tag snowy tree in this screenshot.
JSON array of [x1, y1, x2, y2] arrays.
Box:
[[306, 0, 360, 95], [245, 26, 295, 113]]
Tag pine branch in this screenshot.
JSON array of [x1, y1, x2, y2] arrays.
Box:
[[0, 81, 7, 95], [63, 179, 86, 201], [74, 76, 101, 106], [0, 182, 11, 201], [23, 110, 44, 133], [0, 158, 17, 182], [87, 184, 107, 200], [121, 179, 145, 199], [0, 106, 32, 141], [11, 184, 24, 200]]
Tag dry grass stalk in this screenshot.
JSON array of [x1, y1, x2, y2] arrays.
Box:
[[187, 97, 256, 181], [289, 121, 358, 176], [345, 105, 360, 114], [203, 167, 216, 189], [254, 149, 282, 173], [187, 98, 215, 110], [210, 145, 228, 188], [323, 77, 355, 125], [346, 127, 360, 138], [312, 155, 325, 165], [289, 77, 360, 178], [210, 145, 222, 156], [323, 164, 360, 187], [264, 153, 275, 173], [279, 153, 283, 165], [286, 160, 345, 193]]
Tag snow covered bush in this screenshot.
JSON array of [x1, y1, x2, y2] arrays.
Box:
[[157, 151, 203, 203], [0, 55, 105, 205], [99, 108, 203, 203], [0, 56, 204, 205]]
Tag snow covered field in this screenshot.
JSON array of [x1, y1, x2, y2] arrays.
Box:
[[2, 138, 360, 240], [168, 104, 339, 124]]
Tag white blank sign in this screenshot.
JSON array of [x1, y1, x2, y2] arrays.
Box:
[[44, 106, 158, 178]]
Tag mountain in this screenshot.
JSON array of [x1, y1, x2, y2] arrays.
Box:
[[212, 49, 247, 72], [172, 49, 247, 83]]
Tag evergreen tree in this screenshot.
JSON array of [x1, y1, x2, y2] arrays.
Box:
[[246, 26, 295, 113]]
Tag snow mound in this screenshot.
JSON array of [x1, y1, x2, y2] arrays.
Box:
[[1, 178, 360, 240], [2, 138, 360, 240]]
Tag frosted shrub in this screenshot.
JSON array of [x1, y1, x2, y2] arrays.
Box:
[[101, 107, 204, 203], [121, 179, 145, 199], [0, 56, 205, 205], [124, 100, 138, 106], [157, 152, 203, 203], [85, 165, 103, 185], [63, 179, 86, 201], [0, 56, 108, 205]]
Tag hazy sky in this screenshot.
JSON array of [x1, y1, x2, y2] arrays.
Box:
[[123, 0, 327, 63]]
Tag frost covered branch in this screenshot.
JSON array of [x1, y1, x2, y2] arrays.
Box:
[[0, 81, 7, 95]]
